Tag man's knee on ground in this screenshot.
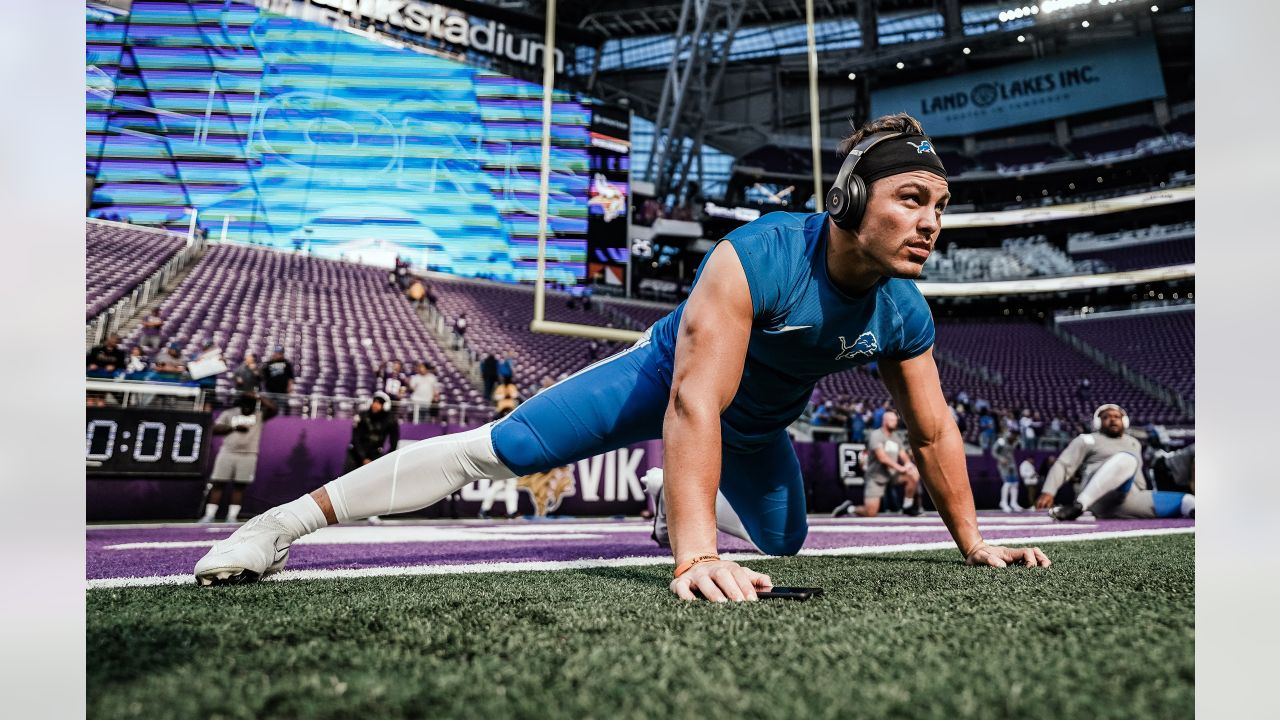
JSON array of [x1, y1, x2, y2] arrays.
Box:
[[490, 417, 552, 476], [753, 526, 807, 556]]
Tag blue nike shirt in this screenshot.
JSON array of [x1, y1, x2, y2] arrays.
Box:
[[649, 211, 935, 448]]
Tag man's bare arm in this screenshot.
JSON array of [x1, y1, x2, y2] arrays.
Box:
[[665, 241, 752, 565], [664, 241, 773, 601], [879, 349, 982, 556], [880, 349, 1050, 567]]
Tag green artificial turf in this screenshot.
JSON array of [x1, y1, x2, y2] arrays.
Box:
[[87, 534, 1193, 720]]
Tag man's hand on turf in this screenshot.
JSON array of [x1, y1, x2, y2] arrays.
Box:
[[670, 560, 772, 602], [965, 542, 1051, 568], [1034, 493, 1054, 510]]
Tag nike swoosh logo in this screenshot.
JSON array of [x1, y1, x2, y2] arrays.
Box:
[[763, 325, 813, 334]]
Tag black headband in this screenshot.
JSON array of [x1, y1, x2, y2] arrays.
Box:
[[854, 134, 947, 184]]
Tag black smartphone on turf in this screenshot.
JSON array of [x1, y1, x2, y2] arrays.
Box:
[[757, 587, 824, 601]]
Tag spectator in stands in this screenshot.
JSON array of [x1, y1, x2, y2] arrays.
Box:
[[125, 346, 148, 376], [536, 376, 555, 395], [152, 343, 188, 379], [378, 360, 408, 401], [1076, 377, 1092, 402], [452, 313, 468, 350], [346, 391, 399, 478], [138, 310, 165, 353], [492, 378, 521, 419], [953, 401, 969, 436], [396, 257, 409, 290], [261, 346, 296, 414], [233, 352, 260, 396], [407, 279, 426, 309], [409, 362, 440, 422], [497, 352, 516, 385], [847, 401, 868, 443], [956, 390, 971, 411], [86, 334, 126, 376], [1019, 409, 1038, 445], [586, 339, 601, 363], [200, 392, 278, 524], [811, 401, 834, 428], [872, 400, 890, 429], [426, 283, 439, 310], [479, 353, 499, 400], [978, 410, 997, 451]]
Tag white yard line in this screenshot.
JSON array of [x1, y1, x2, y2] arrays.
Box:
[[87, 526, 1194, 589]]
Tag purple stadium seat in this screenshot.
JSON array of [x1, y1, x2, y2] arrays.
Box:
[[117, 244, 485, 411], [85, 221, 186, 320]]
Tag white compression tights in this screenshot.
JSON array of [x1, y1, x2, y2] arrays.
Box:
[[323, 423, 516, 523], [1075, 453, 1139, 510]]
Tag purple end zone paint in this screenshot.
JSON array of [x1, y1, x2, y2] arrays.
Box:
[[87, 514, 1194, 582]]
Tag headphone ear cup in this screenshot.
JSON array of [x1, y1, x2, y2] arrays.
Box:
[[844, 174, 868, 231], [826, 186, 848, 226]]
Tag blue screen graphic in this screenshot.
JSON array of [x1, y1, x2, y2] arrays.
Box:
[[86, 0, 590, 284]]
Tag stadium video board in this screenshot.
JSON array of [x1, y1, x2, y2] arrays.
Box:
[[85, 0, 599, 284]]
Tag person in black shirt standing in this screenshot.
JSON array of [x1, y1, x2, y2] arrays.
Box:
[[346, 392, 400, 472], [261, 345, 296, 414]]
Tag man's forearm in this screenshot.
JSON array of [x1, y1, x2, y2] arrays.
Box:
[[662, 403, 722, 563], [914, 425, 983, 556]]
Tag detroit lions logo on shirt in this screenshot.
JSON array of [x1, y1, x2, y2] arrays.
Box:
[[907, 140, 935, 155], [836, 332, 878, 361]]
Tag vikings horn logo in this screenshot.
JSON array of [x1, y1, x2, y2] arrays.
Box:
[[517, 465, 576, 516], [835, 332, 879, 361]]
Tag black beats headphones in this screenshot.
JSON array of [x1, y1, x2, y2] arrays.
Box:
[[825, 130, 905, 232]]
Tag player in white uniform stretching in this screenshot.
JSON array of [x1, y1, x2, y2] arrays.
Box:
[[1038, 404, 1195, 520]]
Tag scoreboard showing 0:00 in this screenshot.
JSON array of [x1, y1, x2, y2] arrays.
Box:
[[85, 407, 213, 478]]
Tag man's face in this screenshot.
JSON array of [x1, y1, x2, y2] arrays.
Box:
[[855, 171, 950, 279], [1098, 408, 1126, 437], [883, 411, 899, 431]]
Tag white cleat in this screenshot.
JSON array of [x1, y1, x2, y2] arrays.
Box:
[[642, 467, 669, 548], [193, 510, 295, 586]]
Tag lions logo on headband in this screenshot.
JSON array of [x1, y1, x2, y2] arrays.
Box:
[[907, 140, 936, 155]]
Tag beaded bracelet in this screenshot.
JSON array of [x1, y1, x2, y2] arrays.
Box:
[[673, 554, 721, 578]]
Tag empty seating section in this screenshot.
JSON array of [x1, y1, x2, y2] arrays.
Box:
[[86, 222, 186, 320], [119, 244, 482, 414], [930, 320, 1184, 425], [1072, 237, 1194, 271], [1058, 310, 1194, 401], [429, 278, 629, 390]]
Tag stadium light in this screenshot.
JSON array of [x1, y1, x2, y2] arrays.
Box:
[[1081, 20, 1090, 27], [963, 47, 971, 54], [1017, 34, 1026, 42], [1041, 0, 1091, 13], [896, 61, 905, 69], [848, 72, 857, 80], [1151, 5, 1159, 11]]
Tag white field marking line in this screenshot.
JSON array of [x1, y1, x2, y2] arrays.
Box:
[[85, 515, 1090, 533], [104, 528, 608, 550], [86, 526, 1193, 589], [100, 520, 1110, 550]]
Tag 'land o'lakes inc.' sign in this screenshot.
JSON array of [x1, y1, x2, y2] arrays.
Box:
[[870, 38, 1166, 137]]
